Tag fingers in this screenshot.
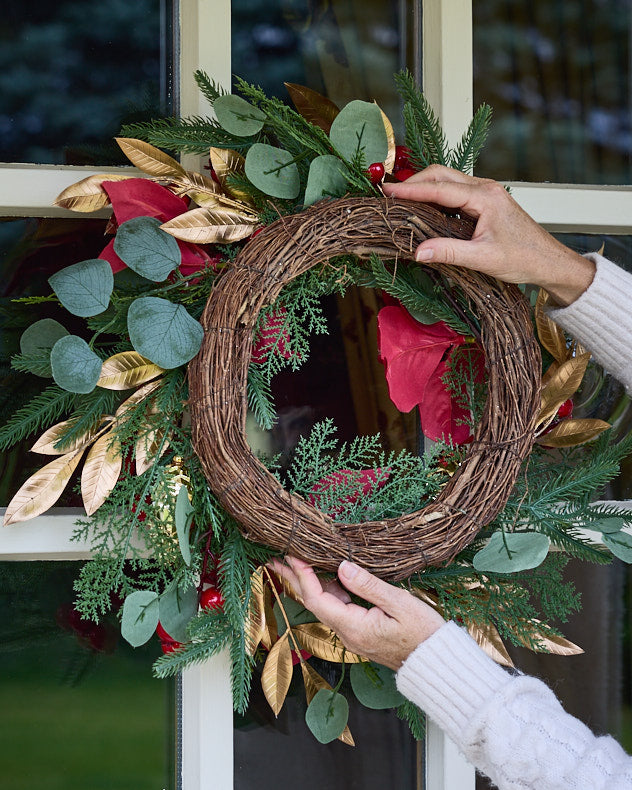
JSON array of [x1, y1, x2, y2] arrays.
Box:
[[337, 560, 407, 618], [414, 236, 489, 270], [383, 178, 484, 217]]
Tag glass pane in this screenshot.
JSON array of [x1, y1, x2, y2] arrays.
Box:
[[1, 1, 174, 165], [0, 561, 175, 789], [473, 1, 632, 184]]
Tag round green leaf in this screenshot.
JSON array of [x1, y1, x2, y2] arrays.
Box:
[[603, 531, 632, 563], [114, 216, 181, 281], [175, 485, 194, 566], [159, 581, 199, 643], [20, 319, 69, 377], [303, 155, 348, 206], [213, 93, 266, 136], [472, 531, 550, 574], [305, 689, 349, 744], [127, 296, 204, 369], [350, 661, 405, 709], [592, 516, 626, 534], [50, 335, 103, 394], [121, 590, 160, 647], [329, 100, 388, 165], [245, 143, 300, 200], [274, 595, 317, 636], [49, 259, 113, 317]]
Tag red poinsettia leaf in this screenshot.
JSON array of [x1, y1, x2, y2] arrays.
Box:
[[98, 238, 127, 274], [102, 179, 189, 224], [419, 357, 472, 443], [252, 309, 292, 364], [178, 242, 213, 276], [377, 306, 465, 413]]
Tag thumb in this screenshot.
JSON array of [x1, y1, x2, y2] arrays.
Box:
[[415, 237, 484, 270], [338, 561, 405, 616]]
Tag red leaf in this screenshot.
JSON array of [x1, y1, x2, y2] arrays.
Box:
[[308, 468, 389, 516], [252, 309, 292, 364], [102, 179, 188, 224], [98, 238, 127, 274]]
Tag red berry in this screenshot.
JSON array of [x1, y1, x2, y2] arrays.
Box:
[[556, 399, 574, 419], [394, 167, 416, 182], [200, 587, 224, 611], [367, 162, 385, 184], [394, 145, 411, 168]]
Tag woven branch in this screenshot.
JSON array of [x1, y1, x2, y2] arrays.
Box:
[[189, 197, 541, 580]]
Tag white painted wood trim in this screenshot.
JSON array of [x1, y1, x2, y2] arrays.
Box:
[[0, 508, 92, 559], [422, 0, 473, 153], [425, 718, 476, 790]]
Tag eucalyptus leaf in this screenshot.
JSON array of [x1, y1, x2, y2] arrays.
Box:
[[603, 531, 632, 563], [50, 335, 103, 394], [121, 590, 160, 647], [245, 143, 300, 199], [49, 259, 114, 317], [350, 661, 405, 709], [20, 319, 69, 377], [159, 581, 199, 643], [591, 516, 626, 534], [175, 485, 194, 566], [472, 531, 550, 574], [274, 595, 317, 636], [213, 94, 266, 136], [305, 689, 349, 744], [127, 296, 204, 369], [329, 100, 388, 165], [303, 155, 348, 206], [113, 216, 181, 281]]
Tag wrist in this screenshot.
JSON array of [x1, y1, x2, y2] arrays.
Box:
[[539, 249, 596, 306]]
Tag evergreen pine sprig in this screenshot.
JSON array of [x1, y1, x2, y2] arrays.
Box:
[[0, 384, 77, 450], [395, 70, 449, 167], [194, 69, 227, 106], [450, 103, 493, 172]]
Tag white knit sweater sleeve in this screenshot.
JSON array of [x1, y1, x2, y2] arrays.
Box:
[[396, 622, 632, 790], [547, 253, 632, 393]]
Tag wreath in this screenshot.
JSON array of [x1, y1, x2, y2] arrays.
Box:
[[3, 71, 632, 745]]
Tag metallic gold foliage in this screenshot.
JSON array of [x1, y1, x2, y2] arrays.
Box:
[[160, 207, 256, 244], [54, 174, 133, 212], [291, 622, 363, 663], [535, 289, 568, 364], [377, 105, 396, 173], [4, 450, 85, 525], [135, 424, 170, 476], [512, 619, 583, 656], [31, 419, 105, 455], [466, 621, 514, 667], [284, 82, 340, 133], [245, 566, 266, 656], [261, 631, 294, 715], [536, 418, 611, 447], [209, 147, 255, 205], [97, 352, 164, 391], [261, 586, 278, 650], [81, 431, 123, 515], [115, 379, 163, 418], [538, 352, 591, 424], [115, 137, 187, 179]]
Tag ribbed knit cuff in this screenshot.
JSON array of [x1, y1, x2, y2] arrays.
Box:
[[395, 621, 513, 745], [548, 254, 632, 393]]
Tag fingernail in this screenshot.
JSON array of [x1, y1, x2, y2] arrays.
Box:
[[339, 560, 359, 579], [416, 248, 434, 262]]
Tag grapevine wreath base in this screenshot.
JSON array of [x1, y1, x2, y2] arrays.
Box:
[[189, 195, 542, 580]]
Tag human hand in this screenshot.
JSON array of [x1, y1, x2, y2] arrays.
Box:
[[383, 165, 595, 306], [268, 556, 445, 671]]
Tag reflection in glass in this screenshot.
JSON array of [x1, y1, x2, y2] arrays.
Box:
[[1, 1, 174, 165], [474, 1, 632, 184], [0, 561, 174, 789]]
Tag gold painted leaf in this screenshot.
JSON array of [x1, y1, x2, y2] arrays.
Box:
[[538, 352, 591, 424], [160, 207, 256, 244], [54, 174, 133, 212], [209, 147, 255, 205], [97, 351, 164, 391], [376, 104, 396, 174], [181, 171, 222, 206], [115, 379, 163, 418], [512, 619, 583, 656], [291, 622, 364, 663], [135, 426, 170, 476], [261, 631, 293, 716], [536, 418, 611, 447], [261, 586, 278, 650], [535, 289, 568, 363], [115, 137, 187, 179], [284, 82, 340, 133], [31, 420, 104, 455], [245, 566, 266, 656], [466, 621, 514, 667], [4, 450, 84, 525], [81, 431, 123, 515], [300, 661, 355, 745]]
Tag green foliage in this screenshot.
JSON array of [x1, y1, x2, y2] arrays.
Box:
[[194, 70, 226, 106], [395, 70, 449, 167], [450, 103, 493, 172], [396, 700, 426, 741], [10, 350, 53, 378], [0, 384, 77, 450]]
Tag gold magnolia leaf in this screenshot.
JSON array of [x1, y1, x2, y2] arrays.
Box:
[[538, 352, 591, 424], [54, 174, 133, 212], [300, 661, 355, 745], [261, 586, 278, 650], [376, 104, 396, 174], [161, 207, 256, 244], [535, 289, 568, 364], [512, 619, 583, 656], [245, 566, 266, 655], [466, 621, 514, 667], [536, 418, 611, 447], [181, 171, 222, 206], [291, 622, 364, 663], [209, 147, 255, 205], [97, 351, 164, 391], [115, 137, 187, 179], [4, 450, 84, 525], [31, 419, 105, 455], [261, 631, 294, 716], [115, 379, 164, 418], [81, 431, 123, 516], [135, 426, 170, 476], [284, 82, 340, 133]]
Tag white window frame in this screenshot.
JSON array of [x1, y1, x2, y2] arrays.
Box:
[[1, 2, 631, 789]]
